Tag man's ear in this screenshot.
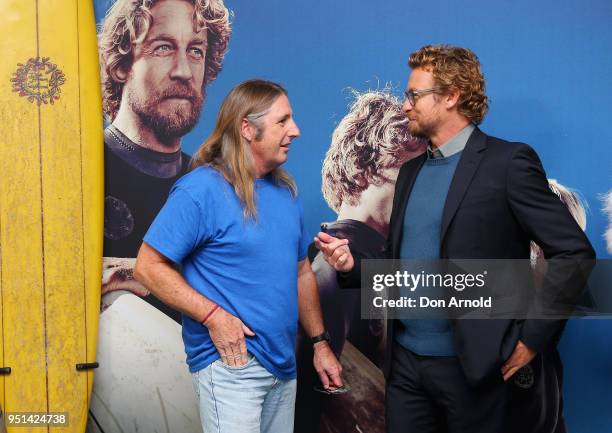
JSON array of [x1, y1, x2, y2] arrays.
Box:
[[445, 87, 461, 110], [111, 64, 130, 83], [241, 118, 254, 142]]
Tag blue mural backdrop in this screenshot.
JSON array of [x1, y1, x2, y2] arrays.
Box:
[[94, 0, 612, 431]]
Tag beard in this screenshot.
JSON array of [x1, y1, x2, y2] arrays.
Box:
[[128, 81, 204, 144], [407, 105, 445, 142], [408, 120, 433, 140]]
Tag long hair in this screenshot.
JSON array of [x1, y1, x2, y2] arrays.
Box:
[[98, 0, 231, 121], [190, 79, 297, 219]]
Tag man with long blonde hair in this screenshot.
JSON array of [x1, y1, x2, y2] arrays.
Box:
[[135, 79, 343, 433]]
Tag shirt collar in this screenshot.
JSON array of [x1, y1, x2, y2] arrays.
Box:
[[105, 124, 183, 178], [427, 124, 475, 159]]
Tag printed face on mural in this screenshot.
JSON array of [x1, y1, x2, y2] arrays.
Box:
[[121, 0, 207, 142]]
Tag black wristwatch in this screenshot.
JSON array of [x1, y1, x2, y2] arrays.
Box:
[[310, 331, 331, 345]]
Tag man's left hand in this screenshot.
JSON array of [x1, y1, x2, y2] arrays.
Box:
[[313, 341, 343, 389], [501, 339, 536, 381]]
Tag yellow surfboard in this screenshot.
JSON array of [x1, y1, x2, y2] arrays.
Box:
[[0, 0, 103, 431]]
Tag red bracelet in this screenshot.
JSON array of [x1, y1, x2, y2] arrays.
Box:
[[201, 304, 220, 325]]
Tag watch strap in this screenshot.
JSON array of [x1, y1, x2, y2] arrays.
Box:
[[311, 331, 331, 345]]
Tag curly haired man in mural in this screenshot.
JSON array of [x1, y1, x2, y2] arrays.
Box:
[[295, 90, 426, 433], [99, 0, 230, 316], [88, 0, 231, 431]]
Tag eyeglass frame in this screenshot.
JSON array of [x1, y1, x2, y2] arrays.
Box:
[[403, 87, 445, 106]]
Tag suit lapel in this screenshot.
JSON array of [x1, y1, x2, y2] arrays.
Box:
[[391, 153, 427, 257], [440, 128, 488, 244]]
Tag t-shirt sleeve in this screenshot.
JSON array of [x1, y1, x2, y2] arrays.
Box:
[[143, 187, 210, 264], [297, 198, 310, 261]]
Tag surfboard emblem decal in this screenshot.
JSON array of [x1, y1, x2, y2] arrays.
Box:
[[11, 57, 66, 105]]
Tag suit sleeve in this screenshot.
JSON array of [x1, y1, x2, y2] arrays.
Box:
[[506, 144, 595, 352]]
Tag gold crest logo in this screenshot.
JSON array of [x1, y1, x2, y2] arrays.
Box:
[[11, 57, 66, 105]]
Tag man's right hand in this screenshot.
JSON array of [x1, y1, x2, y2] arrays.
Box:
[[204, 307, 256, 367], [314, 231, 355, 272]]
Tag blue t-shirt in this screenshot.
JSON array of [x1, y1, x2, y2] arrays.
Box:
[[143, 166, 310, 379]]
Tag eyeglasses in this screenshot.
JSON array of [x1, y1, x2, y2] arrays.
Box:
[[404, 87, 443, 106]]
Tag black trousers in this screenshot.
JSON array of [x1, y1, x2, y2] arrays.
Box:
[[386, 342, 509, 433]]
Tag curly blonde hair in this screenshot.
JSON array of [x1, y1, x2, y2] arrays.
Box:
[[409, 44, 489, 124], [98, 0, 231, 121], [322, 90, 425, 212]]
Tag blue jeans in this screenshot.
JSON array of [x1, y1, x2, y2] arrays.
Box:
[[192, 353, 297, 433]]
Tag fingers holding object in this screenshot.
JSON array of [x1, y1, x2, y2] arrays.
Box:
[[317, 241, 349, 262], [317, 367, 330, 389], [315, 231, 334, 243], [314, 234, 349, 256], [329, 245, 351, 267], [329, 370, 343, 388]]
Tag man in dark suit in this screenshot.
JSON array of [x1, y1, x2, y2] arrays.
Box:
[[315, 44, 595, 433]]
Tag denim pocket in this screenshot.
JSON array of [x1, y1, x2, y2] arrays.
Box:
[[215, 352, 256, 371]]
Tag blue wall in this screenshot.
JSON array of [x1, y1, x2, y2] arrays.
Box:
[[96, 1, 612, 431]]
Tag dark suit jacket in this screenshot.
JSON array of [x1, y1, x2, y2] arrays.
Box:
[[340, 127, 595, 387]]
